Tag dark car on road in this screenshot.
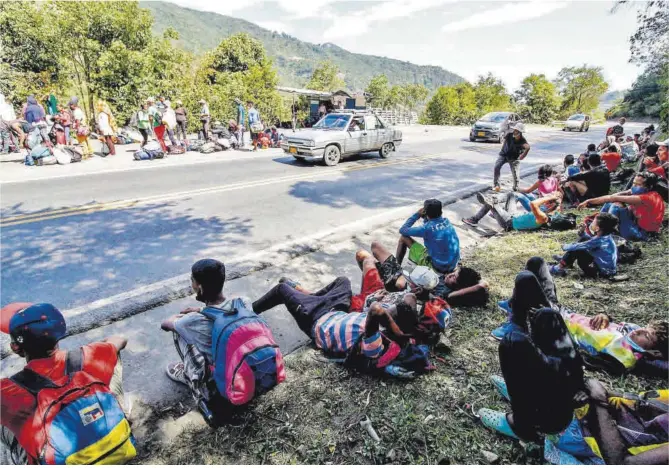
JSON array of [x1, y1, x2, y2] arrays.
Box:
[[470, 112, 522, 143]]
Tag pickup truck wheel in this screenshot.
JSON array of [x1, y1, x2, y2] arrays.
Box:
[[379, 142, 393, 158], [323, 144, 341, 166]]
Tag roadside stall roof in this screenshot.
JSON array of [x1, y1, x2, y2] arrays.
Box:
[[276, 86, 333, 99]]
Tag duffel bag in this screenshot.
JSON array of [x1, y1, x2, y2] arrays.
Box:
[[63, 146, 83, 163], [53, 148, 72, 165], [144, 140, 162, 152], [134, 150, 152, 160], [216, 138, 231, 149], [199, 142, 216, 154], [38, 155, 57, 165], [30, 144, 51, 160], [145, 148, 164, 159], [169, 145, 186, 155]]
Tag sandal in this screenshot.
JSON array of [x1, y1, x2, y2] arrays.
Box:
[[479, 408, 519, 439]]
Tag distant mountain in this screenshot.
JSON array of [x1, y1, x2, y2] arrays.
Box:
[[141, 1, 465, 91], [599, 90, 626, 111]]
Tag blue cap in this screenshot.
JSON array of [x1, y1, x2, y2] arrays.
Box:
[[8, 303, 66, 344]]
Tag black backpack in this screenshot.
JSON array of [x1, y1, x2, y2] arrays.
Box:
[[547, 213, 577, 231]]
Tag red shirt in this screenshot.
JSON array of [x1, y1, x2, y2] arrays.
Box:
[[601, 152, 622, 172], [632, 191, 665, 232], [0, 343, 118, 443]]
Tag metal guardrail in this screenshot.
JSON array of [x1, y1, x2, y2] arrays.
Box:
[[370, 108, 419, 126]]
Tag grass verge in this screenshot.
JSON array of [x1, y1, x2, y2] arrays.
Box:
[[140, 215, 668, 465]]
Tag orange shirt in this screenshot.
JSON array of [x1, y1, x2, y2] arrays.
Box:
[[601, 152, 622, 172]]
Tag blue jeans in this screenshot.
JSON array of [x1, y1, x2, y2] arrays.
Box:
[[601, 203, 648, 241], [24, 153, 35, 166], [504, 192, 536, 212]]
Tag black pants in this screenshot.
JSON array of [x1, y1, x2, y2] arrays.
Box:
[[561, 250, 599, 277], [524, 257, 558, 306], [252, 277, 352, 336], [176, 120, 187, 141], [139, 128, 149, 146], [201, 118, 210, 140]]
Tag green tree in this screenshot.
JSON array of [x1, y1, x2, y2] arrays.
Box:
[[422, 83, 477, 125], [400, 84, 429, 112], [306, 61, 345, 92], [473, 73, 511, 114], [515, 73, 561, 124], [554, 66, 609, 116], [365, 75, 390, 108]]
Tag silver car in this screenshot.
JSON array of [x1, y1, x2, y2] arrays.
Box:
[[281, 111, 403, 166], [470, 112, 521, 143], [563, 114, 590, 132]]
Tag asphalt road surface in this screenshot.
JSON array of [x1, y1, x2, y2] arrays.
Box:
[[0, 124, 633, 310]]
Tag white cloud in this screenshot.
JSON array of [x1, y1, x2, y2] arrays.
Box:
[[322, 0, 455, 40], [169, 0, 263, 14], [276, 0, 338, 19], [442, 1, 569, 33], [255, 21, 293, 34]]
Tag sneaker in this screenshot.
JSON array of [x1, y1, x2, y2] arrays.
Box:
[[461, 217, 479, 227], [490, 321, 514, 341], [476, 192, 494, 207], [165, 362, 189, 386], [549, 265, 567, 277], [497, 299, 512, 316], [279, 277, 301, 289]]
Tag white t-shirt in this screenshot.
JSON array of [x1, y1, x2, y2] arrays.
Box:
[[97, 112, 113, 136]]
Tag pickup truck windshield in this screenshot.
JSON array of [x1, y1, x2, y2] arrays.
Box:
[[314, 114, 350, 130]]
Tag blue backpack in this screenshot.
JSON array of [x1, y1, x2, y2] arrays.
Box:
[[199, 299, 286, 406]]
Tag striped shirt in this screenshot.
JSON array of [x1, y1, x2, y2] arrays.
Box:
[[313, 311, 383, 358]]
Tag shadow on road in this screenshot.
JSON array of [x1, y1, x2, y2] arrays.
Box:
[[0, 202, 254, 308]]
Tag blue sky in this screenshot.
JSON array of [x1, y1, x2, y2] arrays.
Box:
[[167, 0, 641, 91]]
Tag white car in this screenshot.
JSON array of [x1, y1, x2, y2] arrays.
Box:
[[563, 114, 591, 132], [281, 111, 402, 166]]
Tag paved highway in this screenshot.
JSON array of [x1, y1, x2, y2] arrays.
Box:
[[0, 124, 620, 310]]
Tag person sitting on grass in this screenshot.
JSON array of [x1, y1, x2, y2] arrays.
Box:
[[370, 240, 488, 307], [495, 257, 668, 376], [642, 144, 667, 179], [478, 271, 585, 445], [397, 199, 460, 274], [579, 172, 666, 241], [501, 164, 558, 214], [563, 152, 611, 203], [0, 303, 131, 465], [563, 154, 580, 179], [549, 212, 618, 278], [601, 144, 622, 172], [462, 190, 563, 232]]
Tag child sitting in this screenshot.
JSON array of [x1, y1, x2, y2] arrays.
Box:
[[550, 212, 618, 278], [563, 154, 579, 178]]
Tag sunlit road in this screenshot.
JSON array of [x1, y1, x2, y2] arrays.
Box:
[[1, 124, 631, 309]]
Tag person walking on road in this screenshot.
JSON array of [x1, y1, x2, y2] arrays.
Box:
[[69, 97, 92, 159], [199, 99, 210, 141], [148, 97, 168, 153], [493, 123, 530, 192], [137, 103, 150, 147], [96, 100, 117, 156], [174, 100, 188, 142], [234, 98, 246, 147]]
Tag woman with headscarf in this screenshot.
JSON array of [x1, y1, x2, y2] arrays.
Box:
[[478, 269, 585, 443], [23, 95, 51, 148], [96, 100, 117, 156]]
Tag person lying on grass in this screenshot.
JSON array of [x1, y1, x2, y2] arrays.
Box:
[[462, 190, 564, 232], [549, 212, 618, 278], [251, 250, 448, 377], [495, 257, 668, 377], [578, 172, 666, 242], [369, 239, 488, 307]]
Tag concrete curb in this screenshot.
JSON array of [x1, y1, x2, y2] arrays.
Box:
[[0, 163, 542, 360]]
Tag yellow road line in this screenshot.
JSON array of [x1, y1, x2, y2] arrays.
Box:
[[0, 152, 448, 227]]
